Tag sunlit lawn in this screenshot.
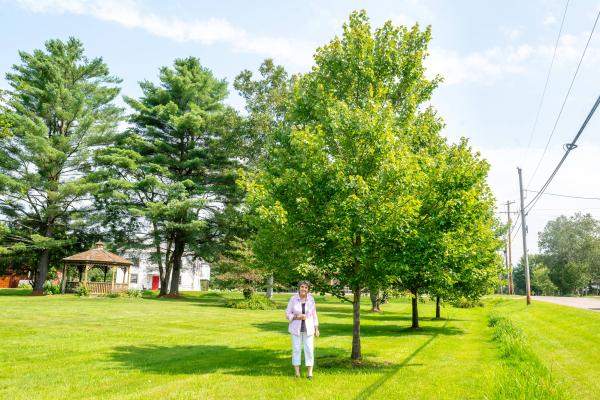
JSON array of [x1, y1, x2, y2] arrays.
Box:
[[0, 289, 598, 399]]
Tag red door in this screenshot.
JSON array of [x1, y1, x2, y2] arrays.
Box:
[[151, 275, 159, 290]]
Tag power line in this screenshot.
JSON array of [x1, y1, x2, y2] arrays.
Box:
[[526, 93, 600, 213], [524, 190, 600, 201], [526, 8, 600, 189], [522, 0, 570, 162]]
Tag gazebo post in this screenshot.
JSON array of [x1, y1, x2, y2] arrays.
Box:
[[111, 266, 116, 291], [83, 264, 89, 288], [127, 266, 131, 287], [60, 264, 67, 294]]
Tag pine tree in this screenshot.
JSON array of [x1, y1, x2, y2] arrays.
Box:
[[97, 57, 241, 296], [0, 38, 122, 294]]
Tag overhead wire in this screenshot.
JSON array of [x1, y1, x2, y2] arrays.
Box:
[[525, 93, 600, 213], [522, 0, 570, 163], [524, 190, 600, 201], [526, 8, 600, 189]]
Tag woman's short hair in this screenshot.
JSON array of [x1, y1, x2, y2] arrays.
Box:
[[298, 281, 311, 289]]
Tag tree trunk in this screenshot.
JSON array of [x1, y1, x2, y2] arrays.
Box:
[[435, 296, 441, 319], [168, 238, 185, 296], [411, 289, 420, 329], [351, 285, 362, 361], [266, 273, 273, 299], [32, 248, 50, 295], [369, 286, 381, 312], [152, 222, 171, 297]]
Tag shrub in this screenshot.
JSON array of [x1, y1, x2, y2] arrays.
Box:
[[125, 289, 142, 298], [451, 296, 484, 308], [106, 292, 120, 298], [75, 285, 90, 297], [225, 294, 278, 310], [18, 282, 32, 289], [42, 281, 61, 295]]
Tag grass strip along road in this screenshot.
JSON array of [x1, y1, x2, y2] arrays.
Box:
[[0, 291, 598, 399]]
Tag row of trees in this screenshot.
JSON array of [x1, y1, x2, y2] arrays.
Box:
[[0, 11, 502, 360], [240, 12, 502, 360], [513, 213, 600, 296]]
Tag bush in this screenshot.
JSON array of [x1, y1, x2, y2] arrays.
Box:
[[125, 289, 142, 298], [225, 294, 278, 310], [75, 285, 90, 297], [18, 282, 32, 289], [43, 282, 61, 295], [106, 292, 120, 298], [451, 296, 484, 308]]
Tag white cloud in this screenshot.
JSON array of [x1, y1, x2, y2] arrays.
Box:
[[543, 15, 557, 26], [428, 29, 600, 86], [13, 0, 314, 68], [389, 13, 416, 27], [502, 27, 523, 41], [427, 45, 530, 85]]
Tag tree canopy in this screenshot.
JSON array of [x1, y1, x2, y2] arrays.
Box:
[[0, 37, 122, 293], [242, 11, 501, 360], [95, 57, 242, 296]]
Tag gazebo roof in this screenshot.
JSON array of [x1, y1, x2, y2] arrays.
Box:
[[62, 242, 133, 266]]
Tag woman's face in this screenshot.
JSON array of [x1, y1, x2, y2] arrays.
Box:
[[299, 284, 309, 296]]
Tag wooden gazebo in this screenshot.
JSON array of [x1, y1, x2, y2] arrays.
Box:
[[61, 242, 133, 294]]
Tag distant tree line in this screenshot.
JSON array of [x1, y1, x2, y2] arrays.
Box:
[[513, 213, 600, 296]]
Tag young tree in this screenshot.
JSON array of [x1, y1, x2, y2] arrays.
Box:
[[97, 57, 241, 296], [243, 12, 440, 361], [0, 38, 122, 294], [390, 138, 501, 328]]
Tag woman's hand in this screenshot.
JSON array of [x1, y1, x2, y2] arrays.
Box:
[[315, 327, 320, 337]]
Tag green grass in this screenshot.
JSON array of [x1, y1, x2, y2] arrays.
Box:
[[0, 291, 598, 399]]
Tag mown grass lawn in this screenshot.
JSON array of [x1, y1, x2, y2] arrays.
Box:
[[0, 290, 598, 400]]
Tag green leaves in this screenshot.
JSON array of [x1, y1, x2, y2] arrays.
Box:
[[244, 11, 500, 309], [0, 37, 122, 271]]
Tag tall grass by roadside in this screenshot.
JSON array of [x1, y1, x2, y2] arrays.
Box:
[[486, 313, 569, 400]]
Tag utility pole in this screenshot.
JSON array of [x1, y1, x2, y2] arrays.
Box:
[[506, 200, 515, 295], [517, 167, 531, 305]]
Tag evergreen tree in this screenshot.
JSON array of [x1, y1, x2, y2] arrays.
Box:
[[97, 57, 241, 296], [0, 38, 122, 294]]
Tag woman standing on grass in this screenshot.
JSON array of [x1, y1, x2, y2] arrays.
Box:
[[285, 281, 320, 379]]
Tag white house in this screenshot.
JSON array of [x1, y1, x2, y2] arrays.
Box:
[[118, 250, 210, 291]]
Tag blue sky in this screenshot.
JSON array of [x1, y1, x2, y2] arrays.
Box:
[[2, 0, 600, 261]]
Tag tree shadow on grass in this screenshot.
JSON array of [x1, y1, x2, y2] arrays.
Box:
[[109, 344, 400, 377], [252, 321, 464, 337], [319, 311, 467, 323], [353, 319, 451, 400], [0, 288, 32, 296], [141, 292, 232, 307]]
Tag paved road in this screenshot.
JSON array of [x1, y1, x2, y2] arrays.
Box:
[[532, 296, 600, 311]]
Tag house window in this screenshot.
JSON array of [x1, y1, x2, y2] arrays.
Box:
[[130, 273, 138, 284]]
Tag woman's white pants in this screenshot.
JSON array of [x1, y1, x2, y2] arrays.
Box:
[[291, 333, 314, 366]]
